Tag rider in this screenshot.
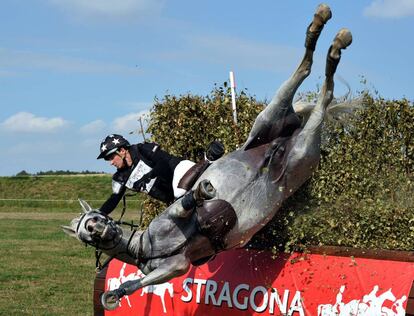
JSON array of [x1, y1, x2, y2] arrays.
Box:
[[97, 134, 224, 215]]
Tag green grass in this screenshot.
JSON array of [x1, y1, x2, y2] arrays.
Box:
[[0, 175, 113, 200], [0, 176, 145, 315], [0, 175, 144, 212], [0, 218, 96, 315]]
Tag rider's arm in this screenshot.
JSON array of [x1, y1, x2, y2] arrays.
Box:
[[138, 142, 171, 178], [99, 180, 126, 215]]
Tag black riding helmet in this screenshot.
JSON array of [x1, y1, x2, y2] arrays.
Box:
[[97, 134, 130, 159]]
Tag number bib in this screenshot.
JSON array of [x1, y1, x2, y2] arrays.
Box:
[[126, 160, 156, 192]]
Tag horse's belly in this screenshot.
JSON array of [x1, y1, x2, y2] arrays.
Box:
[[225, 180, 284, 248], [197, 158, 285, 248], [196, 156, 257, 200]]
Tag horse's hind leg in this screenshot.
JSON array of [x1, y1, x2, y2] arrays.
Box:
[[243, 4, 332, 150], [287, 29, 353, 176]]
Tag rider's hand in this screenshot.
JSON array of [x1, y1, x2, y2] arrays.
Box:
[[206, 140, 225, 161], [133, 172, 153, 192]]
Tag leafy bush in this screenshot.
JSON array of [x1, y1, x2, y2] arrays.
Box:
[[262, 96, 414, 251], [147, 83, 264, 160], [139, 83, 264, 227], [139, 84, 413, 251]]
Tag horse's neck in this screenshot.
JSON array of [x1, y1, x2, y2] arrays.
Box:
[[104, 230, 138, 266]]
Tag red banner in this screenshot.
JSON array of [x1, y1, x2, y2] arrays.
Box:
[[103, 249, 413, 315]]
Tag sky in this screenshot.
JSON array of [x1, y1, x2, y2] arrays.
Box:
[[1, 0, 413, 176]]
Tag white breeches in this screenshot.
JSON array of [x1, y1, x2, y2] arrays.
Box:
[[172, 160, 196, 198]]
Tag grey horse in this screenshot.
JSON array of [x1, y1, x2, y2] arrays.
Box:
[[63, 3, 352, 310]]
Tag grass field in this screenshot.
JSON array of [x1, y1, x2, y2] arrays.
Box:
[[0, 176, 144, 315]]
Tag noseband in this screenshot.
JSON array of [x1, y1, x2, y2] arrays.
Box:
[[77, 213, 123, 250]]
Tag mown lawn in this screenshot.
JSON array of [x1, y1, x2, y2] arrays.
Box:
[[0, 216, 96, 315], [0, 176, 145, 315], [0, 208, 143, 315], [0, 175, 143, 213]]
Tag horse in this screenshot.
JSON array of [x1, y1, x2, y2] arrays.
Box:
[[62, 3, 353, 310]]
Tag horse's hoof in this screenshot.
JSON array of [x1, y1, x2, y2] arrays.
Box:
[[333, 28, 353, 50], [101, 291, 121, 311], [306, 3, 332, 50], [328, 28, 352, 60], [315, 3, 332, 24]]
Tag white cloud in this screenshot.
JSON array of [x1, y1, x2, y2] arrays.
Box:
[[0, 112, 69, 133], [80, 138, 100, 149], [120, 101, 154, 111], [156, 33, 300, 73], [364, 0, 414, 18], [112, 111, 149, 134], [0, 48, 139, 74], [7, 140, 66, 155], [80, 120, 106, 134], [49, 0, 164, 20]]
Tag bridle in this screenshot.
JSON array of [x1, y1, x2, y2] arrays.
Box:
[[77, 212, 123, 251]]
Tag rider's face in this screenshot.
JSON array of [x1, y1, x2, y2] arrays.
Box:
[[106, 149, 127, 169]]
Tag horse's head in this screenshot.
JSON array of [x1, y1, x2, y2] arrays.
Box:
[[62, 199, 123, 250]]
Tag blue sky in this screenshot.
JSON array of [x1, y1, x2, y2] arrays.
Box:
[[1, 0, 413, 176]]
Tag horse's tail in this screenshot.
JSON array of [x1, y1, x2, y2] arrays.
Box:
[[294, 78, 366, 125], [294, 95, 365, 125]]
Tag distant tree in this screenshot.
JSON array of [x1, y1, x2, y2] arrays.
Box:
[[15, 170, 31, 176], [35, 170, 105, 175]]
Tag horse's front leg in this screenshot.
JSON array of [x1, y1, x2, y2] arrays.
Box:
[[100, 254, 190, 310]]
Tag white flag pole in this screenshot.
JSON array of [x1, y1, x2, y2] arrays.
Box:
[[229, 71, 237, 125]]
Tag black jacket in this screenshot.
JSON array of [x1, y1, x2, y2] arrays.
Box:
[[99, 143, 183, 215]]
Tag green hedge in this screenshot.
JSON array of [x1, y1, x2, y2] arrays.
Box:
[[142, 85, 414, 251], [140, 83, 264, 227]]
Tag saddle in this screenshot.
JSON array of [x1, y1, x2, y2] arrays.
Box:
[[178, 141, 225, 191], [195, 199, 237, 252], [177, 159, 210, 191]]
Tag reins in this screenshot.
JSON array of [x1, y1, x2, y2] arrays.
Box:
[[95, 194, 144, 271], [114, 192, 143, 228]]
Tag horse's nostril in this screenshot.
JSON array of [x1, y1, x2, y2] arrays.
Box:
[[86, 219, 97, 233]]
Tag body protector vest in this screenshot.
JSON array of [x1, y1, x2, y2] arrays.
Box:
[[112, 143, 183, 204]]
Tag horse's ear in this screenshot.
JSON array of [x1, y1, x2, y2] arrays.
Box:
[[61, 225, 77, 238], [79, 199, 92, 213]]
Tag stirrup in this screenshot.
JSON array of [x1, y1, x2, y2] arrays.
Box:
[[197, 180, 216, 200], [181, 180, 216, 211]]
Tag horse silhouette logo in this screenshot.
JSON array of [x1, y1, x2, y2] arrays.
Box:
[[140, 281, 174, 313], [317, 285, 407, 316], [107, 263, 174, 313], [107, 263, 141, 307]]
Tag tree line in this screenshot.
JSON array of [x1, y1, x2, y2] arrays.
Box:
[[15, 170, 106, 176]]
